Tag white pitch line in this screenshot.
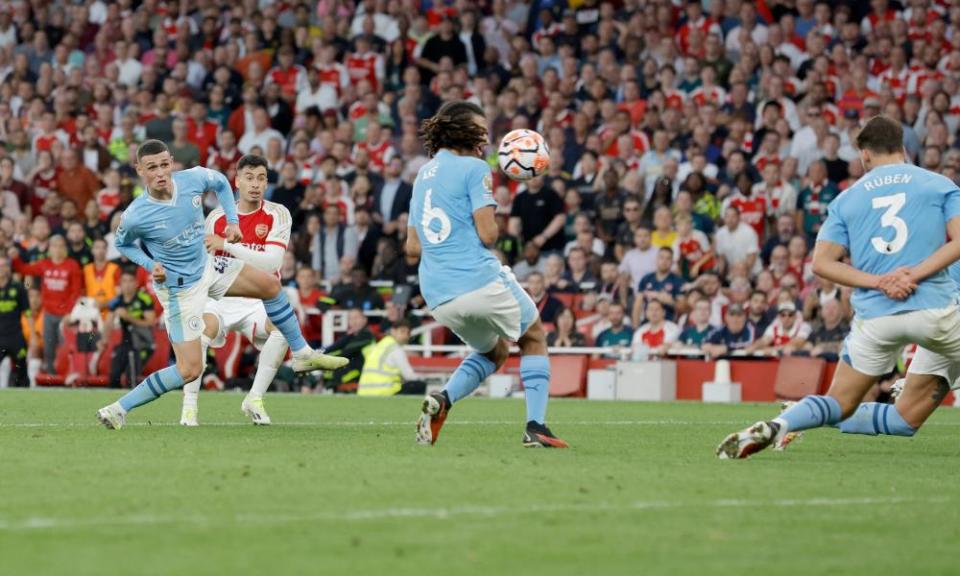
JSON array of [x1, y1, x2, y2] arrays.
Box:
[[0, 495, 947, 532], [0, 420, 794, 428], [5, 419, 960, 429]]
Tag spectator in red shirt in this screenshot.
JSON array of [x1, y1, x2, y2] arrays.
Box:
[[10, 235, 84, 373], [55, 148, 101, 210]]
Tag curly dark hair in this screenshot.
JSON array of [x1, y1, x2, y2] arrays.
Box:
[[420, 101, 488, 157]]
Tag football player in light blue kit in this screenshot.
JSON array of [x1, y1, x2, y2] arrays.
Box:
[[407, 101, 567, 448], [785, 261, 960, 443], [96, 140, 347, 429], [718, 115, 960, 459]]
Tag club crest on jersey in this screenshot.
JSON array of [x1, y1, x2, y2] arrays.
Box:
[[255, 224, 269, 238], [192, 196, 202, 208]]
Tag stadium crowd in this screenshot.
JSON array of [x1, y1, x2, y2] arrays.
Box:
[[0, 0, 959, 391]]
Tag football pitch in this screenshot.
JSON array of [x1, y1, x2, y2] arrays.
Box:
[[2, 390, 959, 576]]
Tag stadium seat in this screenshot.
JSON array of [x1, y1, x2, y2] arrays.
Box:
[[774, 357, 826, 400]]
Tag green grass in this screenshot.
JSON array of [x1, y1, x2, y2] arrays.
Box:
[[2, 390, 960, 576]]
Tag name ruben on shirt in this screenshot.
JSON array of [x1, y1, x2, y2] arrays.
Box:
[[862, 173, 913, 191]]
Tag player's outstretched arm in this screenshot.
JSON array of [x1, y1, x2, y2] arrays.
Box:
[[908, 216, 960, 283], [198, 167, 240, 226]]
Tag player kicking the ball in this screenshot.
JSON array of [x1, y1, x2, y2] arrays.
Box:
[[407, 101, 567, 448], [179, 154, 293, 426], [717, 115, 960, 459], [96, 141, 347, 429]]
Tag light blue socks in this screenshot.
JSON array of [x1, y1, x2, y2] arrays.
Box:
[[838, 403, 917, 436], [443, 353, 496, 403], [775, 395, 843, 432], [118, 365, 186, 412], [521, 355, 550, 424], [263, 292, 308, 352]]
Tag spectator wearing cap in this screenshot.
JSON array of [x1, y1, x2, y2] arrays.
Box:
[[632, 299, 681, 357], [702, 303, 755, 358], [716, 205, 760, 277], [675, 299, 717, 350], [746, 298, 812, 356], [55, 148, 100, 210], [802, 298, 849, 361], [795, 160, 839, 242]]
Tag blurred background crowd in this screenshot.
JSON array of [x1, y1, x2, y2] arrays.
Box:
[[0, 0, 958, 391]]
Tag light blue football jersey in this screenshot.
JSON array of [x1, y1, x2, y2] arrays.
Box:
[[115, 167, 238, 288], [818, 163, 960, 319], [410, 150, 502, 309]]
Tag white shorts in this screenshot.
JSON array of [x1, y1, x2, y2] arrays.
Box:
[[843, 305, 960, 377], [431, 267, 537, 353], [204, 297, 270, 350], [154, 256, 245, 343]]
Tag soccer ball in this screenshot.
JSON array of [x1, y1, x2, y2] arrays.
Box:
[[498, 129, 550, 181]]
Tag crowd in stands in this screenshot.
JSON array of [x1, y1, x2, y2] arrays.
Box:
[[1, 0, 959, 390]]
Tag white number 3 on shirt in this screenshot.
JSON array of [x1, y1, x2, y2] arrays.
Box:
[[421, 189, 452, 245], [871, 193, 908, 254]]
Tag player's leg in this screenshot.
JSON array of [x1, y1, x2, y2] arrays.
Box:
[[97, 285, 207, 429], [836, 346, 955, 436], [416, 288, 507, 445], [516, 318, 567, 448], [218, 262, 346, 372], [179, 312, 220, 427], [242, 313, 288, 426], [717, 314, 900, 458]]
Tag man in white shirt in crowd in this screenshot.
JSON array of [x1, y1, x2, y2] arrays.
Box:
[[619, 226, 658, 290], [715, 206, 760, 276]]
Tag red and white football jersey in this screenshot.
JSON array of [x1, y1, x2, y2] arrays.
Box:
[[315, 62, 350, 97], [353, 141, 396, 173], [725, 193, 767, 240], [691, 85, 726, 107], [205, 200, 292, 275], [764, 315, 811, 347], [345, 52, 381, 92]]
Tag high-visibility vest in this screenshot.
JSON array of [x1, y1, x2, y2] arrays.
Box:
[[357, 335, 403, 396]]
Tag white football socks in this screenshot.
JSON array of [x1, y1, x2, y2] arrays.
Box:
[[248, 330, 287, 400]]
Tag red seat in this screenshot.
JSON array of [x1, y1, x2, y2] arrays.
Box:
[[553, 293, 576, 309]]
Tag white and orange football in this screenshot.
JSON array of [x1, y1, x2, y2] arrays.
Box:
[[497, 129, 551, 182]]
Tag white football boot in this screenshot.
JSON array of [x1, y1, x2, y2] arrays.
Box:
[[716, 421, 786, 460], [96, 403, 126, 430], [180, 405, 199, 427], [241, 397, 272, 426]]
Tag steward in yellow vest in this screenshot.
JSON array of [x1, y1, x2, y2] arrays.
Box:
[[357, 320, 425, 396]]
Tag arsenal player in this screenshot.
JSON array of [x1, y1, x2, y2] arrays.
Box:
[[180, 154, 293, 427]]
